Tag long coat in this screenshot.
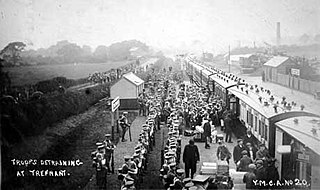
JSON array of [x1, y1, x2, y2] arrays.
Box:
[[183, 144, 200, 167], [224, 117, 232, 133], [203, 121, 211, 137], [233, 145, 246, 164]]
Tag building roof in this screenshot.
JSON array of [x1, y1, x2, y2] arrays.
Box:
[[263, 56, 289, 67], [276, 116, 320, 156], [123, 72, 144, 86], [228, 82, 306, 119], [224, 54, 253, 60]]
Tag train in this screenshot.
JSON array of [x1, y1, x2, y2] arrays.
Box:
[[184, 56, 320, 188]]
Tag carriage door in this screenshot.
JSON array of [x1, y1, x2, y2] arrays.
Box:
[[229, 94, 238, 116]]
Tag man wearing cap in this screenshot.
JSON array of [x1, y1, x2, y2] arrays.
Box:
[[121, 156, 138, 182], [163, 102, 172, 125], [237, 150, 253, 172], [256, 143, 270, 160], [119, 112, 130, 142], [94, 145, 107, 189], [104, 134, 116, 173], [216, 140, 232, 164], [183, 139, 200, 179], [255, 159, 266, 184], [233, 139, 246, 166], [243, 164, 257, 189]]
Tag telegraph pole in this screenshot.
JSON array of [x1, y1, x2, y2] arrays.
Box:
[[228, 45, 231, 73]]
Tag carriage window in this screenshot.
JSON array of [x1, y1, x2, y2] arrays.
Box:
[[261, 122, 264, 139], [255, 116, 258, 132], [259, 120, 262, 136], [265, 124, 268, 141]]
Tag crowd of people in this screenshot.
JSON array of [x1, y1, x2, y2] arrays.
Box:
[[116, 72, 179, 190], [88, 62, 137, 84], [90, 65, 280, 189], [160, 79, 280, 189]]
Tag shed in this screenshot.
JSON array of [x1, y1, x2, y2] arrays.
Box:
[[110, 72, 144, 110], [263, 56, 296, 82]]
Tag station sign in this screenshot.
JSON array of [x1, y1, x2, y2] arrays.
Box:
[[291, 68, 300, 76], [111, 96, 120, 112]]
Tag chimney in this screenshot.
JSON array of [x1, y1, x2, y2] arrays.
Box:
[[276, 22, 281, 46]]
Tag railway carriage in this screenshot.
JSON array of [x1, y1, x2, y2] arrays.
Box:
[[185, 56, 320, 187], [186, 56, 319, 153]]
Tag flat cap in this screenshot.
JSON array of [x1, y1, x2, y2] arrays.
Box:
[[241, 150, 248, 155], [256, 160, 263, 165], [177, 169, 185, 174], [237, 139, 243, 143], [124, 155, 131, 160], [98, 145, 105, 149], [249, 164, 256, 169]]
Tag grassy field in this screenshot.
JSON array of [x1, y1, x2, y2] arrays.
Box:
[[3, 61, 133, 86]]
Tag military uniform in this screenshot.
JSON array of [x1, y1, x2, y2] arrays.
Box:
[[103, 134, 115, 173], [119, 112, 130, 142], [93, 145, 107, 189]]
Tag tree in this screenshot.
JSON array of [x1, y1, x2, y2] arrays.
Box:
[[93, 45, 108, 61], [314, 34, 320, 44], [299, 34, 310, 44], [0, 42, 26, 66], [56, 43, 82, 63]]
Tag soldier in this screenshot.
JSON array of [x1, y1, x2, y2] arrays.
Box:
[[121, 155, 138, 183], [138, 93, 144, 116], [119, 112, 130, 142], [93, 145, 107, 189], [103, 134, 116, 173]]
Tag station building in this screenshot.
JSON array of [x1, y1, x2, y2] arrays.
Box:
[[110, 72, 144, 110]]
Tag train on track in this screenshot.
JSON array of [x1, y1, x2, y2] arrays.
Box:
[[184, 56, 320, 188]]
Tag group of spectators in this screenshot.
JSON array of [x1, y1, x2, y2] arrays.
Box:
[[88, 63, 136, 84]]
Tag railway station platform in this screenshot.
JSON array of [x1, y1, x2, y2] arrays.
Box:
[[84, 115, 147, 190]]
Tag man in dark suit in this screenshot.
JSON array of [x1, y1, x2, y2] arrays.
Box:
[[183, 139, 200, 179], [243, 130, 256, 148], [233, 139, 246, 167], [224, 115, 233, 143], [203, 118, 211, 149]]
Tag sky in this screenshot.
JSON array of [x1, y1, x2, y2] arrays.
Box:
[[0, 0, 319, 54]]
